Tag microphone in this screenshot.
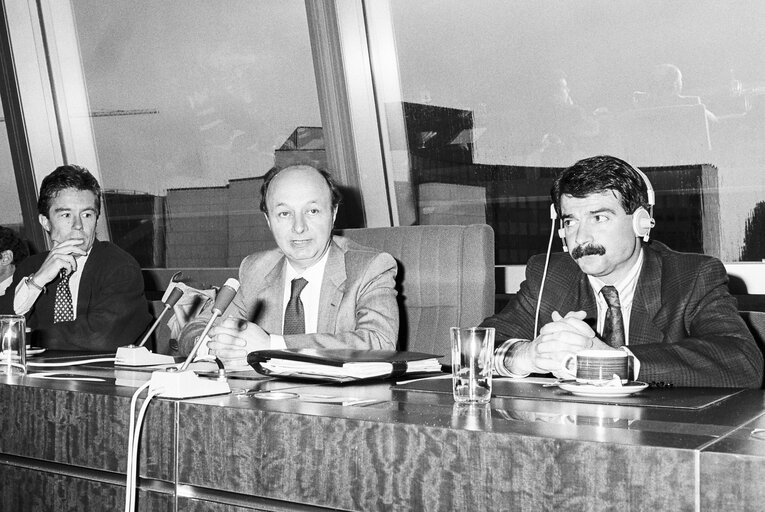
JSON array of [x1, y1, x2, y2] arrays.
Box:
[[149, 278, 239, 399], [178, 278, 240, 372], [115, 286, 185, 366], [137, 287, 184, 348]]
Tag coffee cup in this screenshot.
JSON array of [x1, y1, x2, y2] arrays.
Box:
[[560, 349, 631, 384]]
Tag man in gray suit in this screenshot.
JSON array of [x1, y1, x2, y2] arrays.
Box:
[[179, 165, 398, 368], [482, 155, 762, 387]]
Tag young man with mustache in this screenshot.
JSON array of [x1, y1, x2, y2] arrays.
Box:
[[481, 155, 762, 387]]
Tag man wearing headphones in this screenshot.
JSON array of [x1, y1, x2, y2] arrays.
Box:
[[482, 155, 762, 388]]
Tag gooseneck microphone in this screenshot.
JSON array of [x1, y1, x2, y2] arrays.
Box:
[[178, 278, 240, 372], [137, 287, 184, 348]]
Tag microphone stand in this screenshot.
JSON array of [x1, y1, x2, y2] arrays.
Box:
[[148, 279, 239, 399], [115, 287, 184, 367]]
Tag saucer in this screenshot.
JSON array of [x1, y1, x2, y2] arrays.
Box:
[[559, 381, 648, 398]]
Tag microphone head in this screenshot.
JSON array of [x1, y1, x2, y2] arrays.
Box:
[[212, 278, 240, 315], [164, 287, 184, 308]]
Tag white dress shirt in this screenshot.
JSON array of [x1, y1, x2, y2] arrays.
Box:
[[269, 249, 330, 349], [587, 248, 644, 344], [14, 251, 92, 318]]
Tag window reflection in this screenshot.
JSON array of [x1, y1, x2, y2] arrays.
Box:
[[370, 0, 765, 263], [67, 0, 322, 267]]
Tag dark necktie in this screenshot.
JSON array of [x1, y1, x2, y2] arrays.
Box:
[[53, 271, 74, 323], [283, 278, 308, 335], [600, 285, 625, 347]]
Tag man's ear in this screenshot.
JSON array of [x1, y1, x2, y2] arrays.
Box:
[[332, 206, 338, 224], [263, 212, 271, 230], [38, 213, 51, 233]]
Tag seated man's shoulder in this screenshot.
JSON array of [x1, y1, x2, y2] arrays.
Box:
[[240, 246, 284, 274], [336, 236, 395, 265], [94, 240, 141, 267], [648, 241, 725, 276]]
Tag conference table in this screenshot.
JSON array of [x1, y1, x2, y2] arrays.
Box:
[[2, 353, 765, 511]]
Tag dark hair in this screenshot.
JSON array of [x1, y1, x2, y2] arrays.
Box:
[[259, 165, 342, 214], [551, 155, 649, 216], [38, 165, 102, 218], [0, 226, 29, 264]]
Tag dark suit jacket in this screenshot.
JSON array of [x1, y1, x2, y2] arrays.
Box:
[[7, 240, 152, 351], [482, 241, 763, 388], [179, 235, 398, 355]]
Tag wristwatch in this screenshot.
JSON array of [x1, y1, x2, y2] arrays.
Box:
[[24, 274, 46, 293]]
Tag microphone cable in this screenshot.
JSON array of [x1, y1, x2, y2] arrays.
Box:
[[534, 213, 558, 339], [124, 381, 160, 512], [28, 357, 116, 367]]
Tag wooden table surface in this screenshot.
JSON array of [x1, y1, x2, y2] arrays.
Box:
[[2, 354, 765, 511]]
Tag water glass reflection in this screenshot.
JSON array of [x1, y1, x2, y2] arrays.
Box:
[[0, 315, 26, 375]]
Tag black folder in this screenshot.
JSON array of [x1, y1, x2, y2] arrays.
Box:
[[247, 348, 444, 383]]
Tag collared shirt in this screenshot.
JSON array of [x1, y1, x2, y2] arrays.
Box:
[[494, 248, 645, 378], [14, 250, 92, 318], [269, 248, 331, 349], [587, 247, 644, 344]]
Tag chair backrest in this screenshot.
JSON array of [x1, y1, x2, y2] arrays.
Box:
[[741, 311, 765, 387], [339, 224, 495, 363]]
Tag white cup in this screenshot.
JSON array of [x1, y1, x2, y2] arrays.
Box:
[[560, 349, 630, 384], [451, 327, 494, 403]]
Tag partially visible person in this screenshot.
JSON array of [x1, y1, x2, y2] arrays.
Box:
[[0, 226, 28, 299], [9, 165, 151, 351], [178, 164, 399, 368], [482, 155, 762, 387], [529, 69, 604, 166], [634, 63, 718, 122]]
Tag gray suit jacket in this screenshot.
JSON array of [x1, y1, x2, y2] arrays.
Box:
[[482, 241, 763, 388], [179, 235, 398, 355]]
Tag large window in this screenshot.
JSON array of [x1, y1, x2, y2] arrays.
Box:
[[366, 0, 765, 265], [55, 0, 324, 267], [0, 103, 22, 231]]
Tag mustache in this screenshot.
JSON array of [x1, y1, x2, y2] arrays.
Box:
[[571, 244, 606, 260]]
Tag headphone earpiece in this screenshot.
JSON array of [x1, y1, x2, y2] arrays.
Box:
[[550, 204, 568, 252], [632, 166, 656, 242], [632, 206, 655, 241], [558, 224, 568, 252]]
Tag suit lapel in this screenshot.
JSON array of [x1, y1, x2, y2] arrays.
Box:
[[249, 256, 287, 334], [317, 239, 346, 333], [74, 241, 99, 318], [629, 246, 664, 345]]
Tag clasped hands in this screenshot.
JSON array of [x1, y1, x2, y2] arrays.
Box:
[[205, 317, 271, 367], [512, 311, 616, 378]]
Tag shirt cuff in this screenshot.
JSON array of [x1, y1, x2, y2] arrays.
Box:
[[269, 334, 287, 350], [619, 346, 641, 380], [493, 338, 534, 378], [13, 277, 42, 315]]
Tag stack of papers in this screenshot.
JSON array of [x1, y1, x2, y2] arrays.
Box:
[[248, 349, 443, 383]]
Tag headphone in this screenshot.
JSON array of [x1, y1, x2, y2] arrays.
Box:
[[554, 165, 656, 252]]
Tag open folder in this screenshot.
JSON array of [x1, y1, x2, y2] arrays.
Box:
[[247, 349, 444, 383]]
